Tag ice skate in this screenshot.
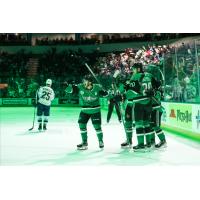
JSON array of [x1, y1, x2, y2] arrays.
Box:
[[133, 144, 146, 152], [155, 140, 167, 149], [77, 142, 88, 150], [121, 141, 132, 149], [38, 123, 42, 131], [99, 141, 104, 149], [43, 124, 47, 131], [145, 143, 153, 151]]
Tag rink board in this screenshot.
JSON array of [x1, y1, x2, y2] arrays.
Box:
[[161, 102, 200, 139]]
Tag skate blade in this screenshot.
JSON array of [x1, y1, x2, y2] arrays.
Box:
[[155, 144, 167, 149], [133, 148, 146, 153], [145, 145, 155, 151], [77, 147, 88, 151], [29, 130, 44, 134], [121, 146, 132, 150], [145, 148, 152, 152]]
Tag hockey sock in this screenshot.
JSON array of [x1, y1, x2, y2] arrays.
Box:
[[79, 123, 87, 143], [151, 132, 155, 143], [43, 116, 48, 123], [136, 128, 144, 145], [150, 122, 155, 143], [96, 129, 103, 142], [37, 116, 42, 123], [144, 126, 154, 145], [80, 129, 88, 143], [156, 129, 166, 141], [126, 128, 132, 144], [125, 121, 132, 143]]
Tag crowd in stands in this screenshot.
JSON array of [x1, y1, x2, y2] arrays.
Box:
[[164, 43, 200, 102], [35, 37, 99, 46], [0, 48, 101, 98], [94, 44, 171, 89], [0, 34, 29, 45], [1, 33, 200, 46], [0, 40, 200, 103], [90, 42, 200, 103], [35, 33, 200, 46]]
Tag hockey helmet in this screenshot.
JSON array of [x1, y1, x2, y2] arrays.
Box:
[[83, 75, 94, 82], [46, 79, 52, 86], [131, 63, 143, 72]]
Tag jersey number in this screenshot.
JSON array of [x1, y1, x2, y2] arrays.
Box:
[[142, 82, 152, 95], [41, 91, 51, 100]]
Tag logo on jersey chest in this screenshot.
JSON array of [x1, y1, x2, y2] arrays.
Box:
[[80, 91, 97, 95], [83, 96, 98, 102]]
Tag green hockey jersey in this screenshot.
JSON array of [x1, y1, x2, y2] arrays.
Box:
[[66, 83, 105, 114], [125, 72, 156, 105], [78, 83, 102, 107]]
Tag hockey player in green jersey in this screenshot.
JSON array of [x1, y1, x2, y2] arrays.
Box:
[[120, 63, 147, 149], [65, 75, 107, 150], [120, 76, 136, 149], [125, 63, 157, 152], [145, 64, 167, 148]]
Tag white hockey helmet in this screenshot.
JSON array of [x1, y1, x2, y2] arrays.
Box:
[[46, 79, 52, 86]]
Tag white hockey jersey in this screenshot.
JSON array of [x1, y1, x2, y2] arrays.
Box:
[[37, 86, 55, 106]]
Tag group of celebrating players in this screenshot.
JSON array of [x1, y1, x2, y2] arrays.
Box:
[[35, 61, 167, 152]]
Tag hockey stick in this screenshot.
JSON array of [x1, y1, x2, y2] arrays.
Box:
[[28, 105, 36, 131], [118, 101, 126, 131], [85, 63, 103, 86], [28, 89, 39, 131]]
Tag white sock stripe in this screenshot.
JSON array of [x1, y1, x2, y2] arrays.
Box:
[[150, 131, 155, 134], [156, 130, 163, 135], [137, 134, 145, 136], [80, 131, 87, 134], [96, 131, 102, 134], [126, 131, 132, 134], [37, 117, 42, 122], [145, 131, 155, 136]]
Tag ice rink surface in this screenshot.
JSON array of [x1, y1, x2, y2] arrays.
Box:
[[0, 107, 200, 166]]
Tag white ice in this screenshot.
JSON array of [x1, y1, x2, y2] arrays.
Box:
[[0, 107, 200, 165]]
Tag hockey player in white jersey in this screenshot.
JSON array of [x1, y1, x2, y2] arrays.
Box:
[[36, 79, 55, 131]]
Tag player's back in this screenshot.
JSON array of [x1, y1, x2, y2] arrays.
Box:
[[37, 86, 55, 106]]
